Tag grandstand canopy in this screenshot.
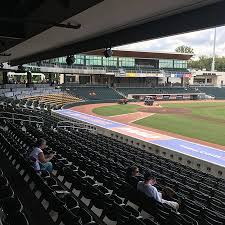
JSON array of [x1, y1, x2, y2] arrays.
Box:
[[0, 0, 224, 65], [87, 49, 193, 60]]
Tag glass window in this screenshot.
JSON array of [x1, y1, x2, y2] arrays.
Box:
[[103, 57, 118, 67], [159, 59, 173, 68], [74, 55, 85, 65], [119, 57, 135, 67], [174, 60, 187, 69], [59, 57, 64, 63], [85, 55, 102, 66]]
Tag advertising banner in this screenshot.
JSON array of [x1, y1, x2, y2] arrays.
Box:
[[183, 73, 192, 78], [175, 73, 183, 78], [125, 73, 163, 78]]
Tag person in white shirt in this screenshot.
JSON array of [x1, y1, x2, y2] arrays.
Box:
[[30, 138, 55, 173], [137, 171, 179, 211]]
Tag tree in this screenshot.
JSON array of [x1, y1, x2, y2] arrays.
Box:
[[188, 56, 225, 71], [175, 45, 194, 54]]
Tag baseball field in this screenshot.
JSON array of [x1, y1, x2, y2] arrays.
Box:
[[92, 101, 225, 146]]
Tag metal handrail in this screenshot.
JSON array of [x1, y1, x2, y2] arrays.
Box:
[[0, 116, 44, 124], [0, 112, 42, 119], [57, 120, 96, 131], [57, 120, 86, 125], [0, 112, 44, 124]]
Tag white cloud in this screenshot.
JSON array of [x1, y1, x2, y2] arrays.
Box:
[[115, 26, 225, 58]]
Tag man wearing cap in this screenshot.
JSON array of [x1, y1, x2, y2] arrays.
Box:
[[137, 171, 179, 211]]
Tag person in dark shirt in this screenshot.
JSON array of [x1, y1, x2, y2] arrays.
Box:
[[125, 166, 143, 188]]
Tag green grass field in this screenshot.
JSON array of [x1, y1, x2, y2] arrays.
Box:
[[93, 102, 225, 146], [92, 104, 140, 116]]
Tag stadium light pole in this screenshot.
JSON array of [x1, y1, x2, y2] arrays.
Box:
[[211, 28, 217, 72]]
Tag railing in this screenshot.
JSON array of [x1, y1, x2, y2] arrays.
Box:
[[62, 83, 108, 87], [57, 120, 96, 131], [25, 63, 162, 74], [0, 112, 44, 125]]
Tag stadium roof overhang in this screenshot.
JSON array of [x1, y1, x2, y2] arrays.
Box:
[[1, 0, 225, 66], [86, 49, 193, 60]]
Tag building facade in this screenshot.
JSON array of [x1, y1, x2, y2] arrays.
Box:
[[190, 70, 225, 86], [39, 50, 193, 86], [1, 50, 193, 86]]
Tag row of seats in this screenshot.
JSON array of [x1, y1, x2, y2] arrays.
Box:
[[0, 125, 217, 224], [0, 104, 169, 224], [0, 94, 79, 111], [0, 124, 161, 225], [0, 129, 100, 225], [24, 93, 80, 110], [1, 102, 225, 225], [0, 168, 29, 225], [196, 87, 225, 99], [116, 87, 199, 96], [68, 87, 123, 100], [45, 127, 225, 225]]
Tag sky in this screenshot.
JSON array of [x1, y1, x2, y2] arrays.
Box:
[[115, 26, 225, 59]]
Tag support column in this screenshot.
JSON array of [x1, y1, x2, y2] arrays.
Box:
[[27, 71, 32, 84], [156, 77, 159, 86], [92, 75, 96, 85], [108, 76, 112, 86], [181, 77, 184, 87], [48, 73, 52, 84], [75, 75, 79, 84], [59, 74, 64, 84], [64, 74, 66, 84], [3, 72, 8, 84], [205, 77, 207, 84]]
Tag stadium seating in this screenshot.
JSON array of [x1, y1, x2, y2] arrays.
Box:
[[117, 87, 199, 96], [0, 168, 30, 225], [1, 100, 225, 225], [24, 93, 80, 110], [0, 85, 61, 100], [162, 68, 189, 73], [196, 87, 225, 99], [68, 86, 123, 100]]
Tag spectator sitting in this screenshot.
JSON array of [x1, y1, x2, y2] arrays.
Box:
[[30, 138, 55, 173], [125, 166, 143, 188], [137, 171, 179, 211]]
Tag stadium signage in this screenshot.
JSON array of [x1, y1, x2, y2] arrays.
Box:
[[124, 73, 163, 78], [169, 73, 192, 78], [203, 73, 216, 76]]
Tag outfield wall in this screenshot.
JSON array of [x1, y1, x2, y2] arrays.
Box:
[[52, 109, 225, 179], [128, 93, 202, 100]]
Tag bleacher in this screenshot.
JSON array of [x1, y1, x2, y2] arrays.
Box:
[[0, 99, 225, 225], [0, 86, 61, 100], [117, 87, 199, 96], [68, 86, 123, 100], [24, 93, 80, 110], [196, 87, 225, 99]]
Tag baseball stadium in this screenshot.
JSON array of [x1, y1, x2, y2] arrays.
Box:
[[1, 1, 225, 225]]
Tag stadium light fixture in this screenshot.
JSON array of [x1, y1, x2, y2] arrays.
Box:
[[66, 55, 75, 66], [104, 47, 113, 58]]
